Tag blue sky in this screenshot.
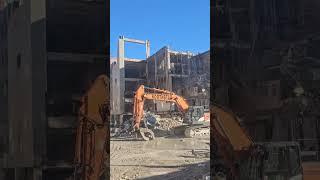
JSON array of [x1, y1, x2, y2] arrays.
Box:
[[110, 0, 210, 59]]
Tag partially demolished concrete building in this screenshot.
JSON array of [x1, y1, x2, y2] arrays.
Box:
[[110, 39, 210, 124], [184, 51, 210, 109], [146, 48, 210, 111], [145, 46, 193, 112], [213, 0, 320, 161]]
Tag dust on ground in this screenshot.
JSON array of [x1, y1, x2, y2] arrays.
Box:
[[110, 135, 210, 180]]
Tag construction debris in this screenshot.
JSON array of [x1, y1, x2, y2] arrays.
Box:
[[155, 116, 184, 130], [111, 112, 186, 138]]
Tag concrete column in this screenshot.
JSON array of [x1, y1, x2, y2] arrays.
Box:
[[165, 47, 172, 90], [0, 168, 4, 180], [146, 40, 150, 58], [32, 168, 42, 180], [30, 0, 47, 167], [118, 36, 125, 114]]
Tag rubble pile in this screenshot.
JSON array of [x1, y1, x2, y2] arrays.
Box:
[[143, 112, 184, 130], [152, 115, 186, 137], [156, 116, 184, 131], [111, 112, 186, 138], [111, 119, 135, 138]]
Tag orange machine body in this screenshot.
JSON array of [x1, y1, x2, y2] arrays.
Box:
[[133, 85, 189, 130], [74, 75, 109, 180]]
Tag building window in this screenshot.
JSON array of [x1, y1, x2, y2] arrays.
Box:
[[13, 0, 23, 8], [0, 51, 3, 66], [17, 53, 21, 68], [195, 87, 198, 95], [3, 80, 7, 97]]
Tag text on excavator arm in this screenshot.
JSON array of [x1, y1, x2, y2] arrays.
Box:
[[133, 85, 189, 130]]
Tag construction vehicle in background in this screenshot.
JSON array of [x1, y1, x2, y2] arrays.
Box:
[[132, 85, 210, 141], [73, 75, 109, 180], [211, 103, 304, 180]]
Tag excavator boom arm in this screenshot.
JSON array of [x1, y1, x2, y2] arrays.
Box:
[[133, 85, 189, 129]]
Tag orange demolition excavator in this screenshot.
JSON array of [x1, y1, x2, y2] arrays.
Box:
[[133, 85, 210, 141], [73, 75, 110, 180]]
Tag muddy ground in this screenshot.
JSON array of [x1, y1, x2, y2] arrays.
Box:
[[110, 134, 210, 180]]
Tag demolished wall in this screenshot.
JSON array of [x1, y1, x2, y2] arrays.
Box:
[[146, 47, 194, 112]]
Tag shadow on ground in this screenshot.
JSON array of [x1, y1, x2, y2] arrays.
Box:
[[111, 128, 188, 141], [135, 161, 210, 180]]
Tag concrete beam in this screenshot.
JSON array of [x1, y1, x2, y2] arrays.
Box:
[[124, 78, 145, 81], [48, 52, 107, 62], [123, 38, 146, 44], [169, 74, 189, 78], [168, 49, 194, 56], [214, 40, 251, 49], [120, 36, 150, 59], [124, 58, 145, 62]]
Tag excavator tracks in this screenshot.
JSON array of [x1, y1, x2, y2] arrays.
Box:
[[138, 125, 210, 140]]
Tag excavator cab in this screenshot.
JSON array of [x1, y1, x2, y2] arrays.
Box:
[[132, 85, 210, 140], [182, 106, 210, 138], [184, 106, 210, 125]]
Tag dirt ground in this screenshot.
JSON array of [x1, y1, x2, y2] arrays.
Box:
[[110, 134, 210, 180]]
